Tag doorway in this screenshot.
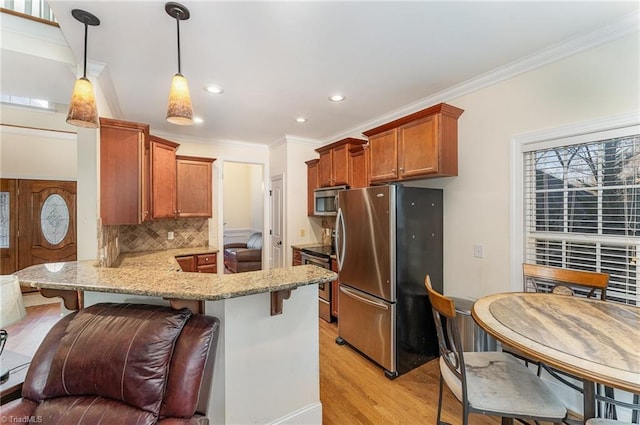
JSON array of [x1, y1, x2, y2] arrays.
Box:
[[0, 179, 77, 291], [222, 162, 264, 272]]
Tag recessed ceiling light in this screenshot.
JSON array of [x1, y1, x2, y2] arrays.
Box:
[[296, 117, 307, 123], [329, 94, 345, 102], [194, 116, 204, 124], [204, 85, 224, 94]]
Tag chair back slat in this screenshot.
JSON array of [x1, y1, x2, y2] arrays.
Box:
[[425, 276, 465, 384], [523, 263, 609, 300]]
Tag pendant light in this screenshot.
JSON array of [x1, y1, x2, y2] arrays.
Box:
[[165, 2, 194, 125], [66, 9, 100, 128]]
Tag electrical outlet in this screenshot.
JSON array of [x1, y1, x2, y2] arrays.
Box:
[[473, 244, 484, 258], [299, 229, 305, 237], [168, 231, 175, 240]]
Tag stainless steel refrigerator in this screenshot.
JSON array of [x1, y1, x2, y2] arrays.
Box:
[[335, 185, 443, 378]]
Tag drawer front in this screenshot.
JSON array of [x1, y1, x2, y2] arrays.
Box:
[[198, 264, 217, 273], [197, 253, 216, 266]]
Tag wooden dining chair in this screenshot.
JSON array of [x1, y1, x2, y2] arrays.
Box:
[[424, 275, 567, 425], [520, 264, 639, 424]]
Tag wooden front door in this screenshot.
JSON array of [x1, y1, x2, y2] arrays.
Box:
[[17, 180, 77, 273]]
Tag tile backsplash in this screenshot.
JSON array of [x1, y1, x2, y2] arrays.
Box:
[[119, 218, 209, 252]]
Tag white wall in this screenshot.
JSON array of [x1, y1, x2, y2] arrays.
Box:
[[409, 33, 639, 298], [223, 162, 253, 229], [0, 120, 76, 180], [269, 136, 323, 266]]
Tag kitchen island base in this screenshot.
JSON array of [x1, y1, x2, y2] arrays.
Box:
[[84, 285, 322, 425]]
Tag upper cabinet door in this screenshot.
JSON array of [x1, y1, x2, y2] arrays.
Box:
[[332, 143, 350, 186], [318, 149, 333, 187], [305, 159, 319, 216], [398, 115, 438, 179], [367, 129, 398, 183], [150, 136, 179, 219], [100, 118, 150, 225], [176, 156, 215, 218]]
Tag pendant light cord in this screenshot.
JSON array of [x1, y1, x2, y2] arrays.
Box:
[[176, 16, 181, 74], [83, 23, 88, 78]]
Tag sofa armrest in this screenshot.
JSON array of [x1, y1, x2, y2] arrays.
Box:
[[234, 249, 261, 262], [0, 399, 38, 421], [224, 243, 248, 249]]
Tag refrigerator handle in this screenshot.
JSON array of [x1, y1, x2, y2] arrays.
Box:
[[340, 286, 389, 310], [335, 207, 346, 271]]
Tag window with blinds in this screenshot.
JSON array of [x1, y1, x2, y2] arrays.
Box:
[[523, 134, 639, 305]]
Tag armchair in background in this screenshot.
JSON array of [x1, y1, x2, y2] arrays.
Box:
[[223, 232, 262, 273]]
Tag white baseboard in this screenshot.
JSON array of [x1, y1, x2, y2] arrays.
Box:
[[266, 402, 322, 425]]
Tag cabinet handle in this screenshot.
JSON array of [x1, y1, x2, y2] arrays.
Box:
[[399, 167, 404, 172], [391, 168, 396, 173]]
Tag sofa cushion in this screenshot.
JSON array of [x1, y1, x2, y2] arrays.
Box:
[[33, 395, 157, 425], [42, 303, 191, 415], [246, 232, 262, 250]]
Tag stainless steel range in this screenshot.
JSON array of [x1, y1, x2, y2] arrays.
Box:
[[300, 245, 334, 322]]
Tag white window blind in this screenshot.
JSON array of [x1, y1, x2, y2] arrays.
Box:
[[523, 133, 639, 305]]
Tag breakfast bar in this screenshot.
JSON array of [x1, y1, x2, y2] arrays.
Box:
[[15, 255, 337, 425]]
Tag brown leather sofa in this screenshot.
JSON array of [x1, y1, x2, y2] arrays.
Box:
[[224, 232, 262, 273], [0, 303, 219, 425]]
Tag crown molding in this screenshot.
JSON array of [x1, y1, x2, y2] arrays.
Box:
[[324, 11, 640, 143]]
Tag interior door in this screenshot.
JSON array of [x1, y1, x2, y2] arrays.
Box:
[[270, 175, 284, 269], [17, 180, 77, 273], [0, 179, 18, 274]]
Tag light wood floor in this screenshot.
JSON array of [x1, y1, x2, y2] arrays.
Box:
[[7, 301, 554, 425], [319, 319, 506, 425]]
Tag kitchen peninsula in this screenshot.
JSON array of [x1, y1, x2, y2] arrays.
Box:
[[15, 254, 336, 425]]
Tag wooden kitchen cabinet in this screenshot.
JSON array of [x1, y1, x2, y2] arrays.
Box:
[[176, 252, 217, 273], [363, 103, 464, 183], [348, 144, 369, 189], [196, 253, 217, 273], [175, 255, 196, 272], [176, 156, 215, 218], [100, 117, 150, 225], [305, 160, 319, 217], [292, 247, 302, 266], [315, 138, 366, 187], [150, 136, 179, 219]]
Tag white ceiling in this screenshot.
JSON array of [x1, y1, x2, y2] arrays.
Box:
[[3, 1, 639, 145]]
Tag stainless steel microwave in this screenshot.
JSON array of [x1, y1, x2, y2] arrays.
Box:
[[313, 185, 347, 216]]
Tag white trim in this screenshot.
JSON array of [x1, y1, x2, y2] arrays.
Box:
[[266, 401, 322, 425], [325, 12, 640, 144], [509, 111, 640, 292], [0, 124, 76, 140]]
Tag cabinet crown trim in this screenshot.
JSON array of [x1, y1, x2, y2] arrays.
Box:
[[99, 117, 150, 132], [315, 137, 367, 154], [363, 103, 464, 137], [176, 155, 216, 163]]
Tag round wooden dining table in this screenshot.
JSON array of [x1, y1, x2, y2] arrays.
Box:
[[472, 292, 639, 422]]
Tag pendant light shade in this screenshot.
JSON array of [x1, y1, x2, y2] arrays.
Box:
[[166, 2, 194, 126], [66, 9, 100, 129], [167, 73, 193, 125]]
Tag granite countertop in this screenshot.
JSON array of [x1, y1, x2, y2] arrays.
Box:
[[15, 248, 337, 302], [113, 247, 219, 271], [291, 244, 337, 261]]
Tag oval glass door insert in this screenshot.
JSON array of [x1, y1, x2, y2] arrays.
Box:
[[41, 194, 70, 245]]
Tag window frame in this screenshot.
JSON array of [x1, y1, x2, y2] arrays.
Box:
[[510, 112, 640, 301]]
